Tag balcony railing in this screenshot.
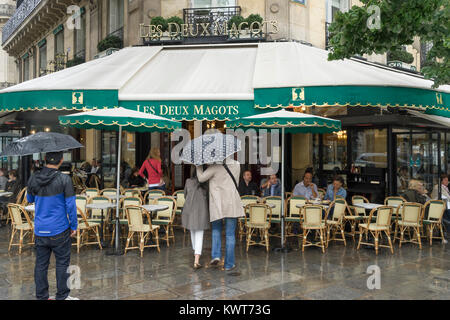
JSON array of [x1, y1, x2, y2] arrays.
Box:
[[2, 0, 43, 45], [183, 6, 241, 37]]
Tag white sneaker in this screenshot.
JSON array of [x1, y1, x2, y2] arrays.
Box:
[[65, 296, 80, 300], [443, 239, 448, 244]]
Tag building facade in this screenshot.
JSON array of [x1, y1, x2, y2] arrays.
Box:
[[0, 0, 445, 200], [0, 0, 16, 89]]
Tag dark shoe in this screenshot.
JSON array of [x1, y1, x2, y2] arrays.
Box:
[[208, 258, 220, 267], [225, 264, 236, 272]]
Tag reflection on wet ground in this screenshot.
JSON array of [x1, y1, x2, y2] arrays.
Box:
[[0, 226, 448, 300]]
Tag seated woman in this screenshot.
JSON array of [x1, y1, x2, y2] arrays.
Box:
[[324, 176, 347, 201], [401, 179, 430, 204], [128, 167, 145, 188], [431, 174, 450, 200], [0, 170, 22, 220]]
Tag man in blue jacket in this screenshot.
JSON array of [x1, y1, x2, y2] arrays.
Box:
[[27, 151, 78, 300]]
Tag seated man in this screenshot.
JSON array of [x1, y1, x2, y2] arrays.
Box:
[[0, 170, 22, 224], [261, 174, 281, 197], [238, 170, 259, 196], [293, 171, 319, 200], [324, 176, 347, 201]]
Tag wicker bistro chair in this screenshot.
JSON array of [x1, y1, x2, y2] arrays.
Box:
[[317, 188, 326, 200], [122, 188, 142, 199], [84, 188, 99, 198], [74, 207, 102, 253], [124, 205, 160, 257], [384, 196, 406, 226], [245, 203, 272, 252], [143, 189, 166, 204], [357, 206, 394, 255], [16, 187, 28, 206], [345, 195, 370, 240], [285, 196, 307, 239], [422, 200, 446, 245], [172, 190, 185, 231], [5, 187, 27, 225], [87, 196, 111, 236], [302, 205, 327, 253], [264, 196, 282, 239], [8, 204, 34, 254], [110, 196, 142, 245], [101, 188, 119, 199], [325, 199, 350, 247], [75, 195, 88, 220], [72, 175, 85, 194], [239, 195, 259, 241], [394, 202, 424, 249], [152, 196, 177, 246]]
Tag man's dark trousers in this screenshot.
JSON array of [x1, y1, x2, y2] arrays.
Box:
[[34, 228, 71, 300]]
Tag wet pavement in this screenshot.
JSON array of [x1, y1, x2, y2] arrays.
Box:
[[0, 225, 449, 300]]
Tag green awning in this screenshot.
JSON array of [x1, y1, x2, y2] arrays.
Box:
[[254, 86, 449, 117]]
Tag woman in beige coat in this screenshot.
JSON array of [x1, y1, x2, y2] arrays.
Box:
[[196, 157, 244, 271]]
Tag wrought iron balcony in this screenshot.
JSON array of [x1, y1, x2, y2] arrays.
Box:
[[183, 6, 241, 37], [2, 0, 43, 45]]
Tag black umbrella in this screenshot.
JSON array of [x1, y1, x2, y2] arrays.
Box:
[[0, 132, 83, 156]]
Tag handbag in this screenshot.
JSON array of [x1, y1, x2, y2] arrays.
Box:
[[147, 159, 165, 186]]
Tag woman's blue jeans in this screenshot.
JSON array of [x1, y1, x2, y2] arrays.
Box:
[[211, 218, 237, 269]]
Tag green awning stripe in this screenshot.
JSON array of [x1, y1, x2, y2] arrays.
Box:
[[59, 116, 181, 133], [0, 90, 118, 111], [120, 100, 262, 121], [53, 24, 64, 35], [37, 39, 47, 48], [254, 86, 449, 114]]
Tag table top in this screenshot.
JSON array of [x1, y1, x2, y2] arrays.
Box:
[[103, 194, 126, 200], [242, 203, 275, 208], [353, 203, 383, 210], [296, 203, 329, 209], [142, 204, 169, 212], [0, 192, 12, 197], [86, 203, 116, 210], [25, 205, 35, 212]]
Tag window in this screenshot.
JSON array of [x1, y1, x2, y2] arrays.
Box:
[[109, 0, 124, 34], [191, 0, 236, 7], [74, 11, 86, 60], [39, 44, 47, 75], [323, 132, 347, 171], [23, 56, 30, 81], [54, 30, 64, 56], [351, 129, 387, 169], [326, 0, 349, 23]]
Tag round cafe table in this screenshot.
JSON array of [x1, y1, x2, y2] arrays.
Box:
[[24, 204, 35, 212], [142, 204, 169, 215], [0, 192, 12, 197], [103, 194, 126, 202], [86, 202, 116, 246], [243, 203, 275, 209]]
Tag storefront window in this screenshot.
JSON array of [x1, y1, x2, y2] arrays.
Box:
[[102, 131, 117, 188], [121, 131, 135, 168], [0, 131, 21, 170], [323, 131, 347, 171], [351, 129, 387, 169]]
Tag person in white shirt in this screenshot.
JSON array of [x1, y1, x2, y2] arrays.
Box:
[[431, 174, 450, 200], [292, 172, 319, 200]]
